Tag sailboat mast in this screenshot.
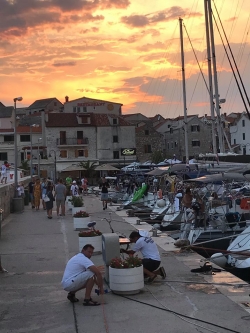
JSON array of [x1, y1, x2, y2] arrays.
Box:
[[204, 0, 217, 154], [179, 18, 189, 164], [206, 0, 224, 153]]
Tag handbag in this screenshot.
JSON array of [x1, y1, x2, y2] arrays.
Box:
[[44, 195, 50, 202]]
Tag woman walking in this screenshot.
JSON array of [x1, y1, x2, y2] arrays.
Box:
[[34, 178, 42, 210], [45, 182, 54, 219], [99, 177, 109, 210]]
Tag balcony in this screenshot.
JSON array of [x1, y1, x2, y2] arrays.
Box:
[[56, 137, 89, 146]]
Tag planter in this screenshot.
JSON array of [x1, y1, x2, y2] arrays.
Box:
[[109, 266, 144, 295], [72, 206, 85, 216], [78, 235, 102, 254], [73, 216, 91, 230], [66, 196, 72, 203], [67, 202, 73, 210]]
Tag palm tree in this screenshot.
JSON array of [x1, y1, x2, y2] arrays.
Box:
[[78, 160, 98, 185]]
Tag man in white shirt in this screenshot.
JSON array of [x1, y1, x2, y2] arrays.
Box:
[[61, 244, 104, 305], [70, 180, 79, 196], [121, 230, 166, 283]]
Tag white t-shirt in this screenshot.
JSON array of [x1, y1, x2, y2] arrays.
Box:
[[61, 253, 94, 288], [1, 164, 6, 175], [70, 184, 79, 196], [133, 236, 161, 261]]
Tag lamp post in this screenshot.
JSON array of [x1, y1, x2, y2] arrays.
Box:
[[13, 97, 23, 197], [37, 138, 42, 178], [49, 150, 57, 182], [30, 124, 39, 180]]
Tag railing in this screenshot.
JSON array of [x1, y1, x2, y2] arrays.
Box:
[[56, 138, 89, 145]]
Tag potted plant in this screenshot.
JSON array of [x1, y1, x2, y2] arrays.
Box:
[[73, 211, 91, 230], [71, 196, 84, 216], [78, 229, 102, 254], [109, 256, 144, 295]]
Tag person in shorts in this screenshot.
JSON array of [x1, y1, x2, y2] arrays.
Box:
[[61, 244, 104, 305], [121, 230, 166, 283], [55, 178, 66, 216], [99, 177, 109, 210]]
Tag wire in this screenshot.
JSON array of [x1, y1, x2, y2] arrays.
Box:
[[116, 293, 242, 333]]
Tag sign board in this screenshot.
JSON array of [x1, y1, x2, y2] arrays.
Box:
[[121, 148, 136, 156]]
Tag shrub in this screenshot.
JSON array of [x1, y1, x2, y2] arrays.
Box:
[[73, 211, 89, 218], [78, 230, 102, 237], [71, 196, 84, 207], [109, 256, 142, 269]]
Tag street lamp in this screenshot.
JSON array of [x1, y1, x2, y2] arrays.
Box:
[[49, 150, 58, 182], [37, 138, 42, 178], [30, 124, 39, 180], [13, 97, 23, 197]]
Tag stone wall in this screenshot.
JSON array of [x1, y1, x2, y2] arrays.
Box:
[[0, 176, 30, 220]]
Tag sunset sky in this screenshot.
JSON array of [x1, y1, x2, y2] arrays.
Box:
[[0, 0, 250, 118]]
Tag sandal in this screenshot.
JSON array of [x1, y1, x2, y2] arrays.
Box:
[[67, 293, 79, 303], [83, 298, 100, 306], [147, 274, 157, 283], [159, 267, 166, 279]]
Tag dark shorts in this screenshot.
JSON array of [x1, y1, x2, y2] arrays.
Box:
[[142, 259, 161, 272]]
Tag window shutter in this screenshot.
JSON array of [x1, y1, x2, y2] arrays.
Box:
[[197, 125, 200, 132], [75, 150, 79, 157], [84, 149, 88, 157]]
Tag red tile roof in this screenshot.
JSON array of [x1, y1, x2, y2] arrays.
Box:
[[17, 126, 42, 133], [46, 113, 132, 127]]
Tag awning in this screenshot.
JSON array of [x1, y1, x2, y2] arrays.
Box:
[[95, 164, 119, 171]]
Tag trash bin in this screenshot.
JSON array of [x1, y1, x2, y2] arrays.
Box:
[[24, 189, 29, 206]]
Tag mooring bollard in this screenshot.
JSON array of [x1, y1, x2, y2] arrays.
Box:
[[152, 229, 158, 237]]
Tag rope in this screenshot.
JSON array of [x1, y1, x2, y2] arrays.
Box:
[[116, 293, 242, 333], [101, 293, 109, 333]]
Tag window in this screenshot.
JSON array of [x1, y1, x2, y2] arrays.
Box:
[[73, 106, 76, 112], [4, 135, 14, 142], [242, 120, 245, 127], [192, 140, 200, 147], [77, 131, 83, 139], [81, 116, 89, 124], [77, 107, 81, 113], [191, 125, 200, 132], [75, 149, 88, 157], [171, 142, 174, 149], [20, 135, 30, 142], [0, 152, 7, 160], [175, 141, 178, 147], [59, 131, 66, 144], [170, 128, 173, 134], [113, 135, 118, 143], [113, 118, 118, 125], [243, 133, 245, 140], [60, 150, 67, 158], [21, 152, 25, 161], [113, 151, 119, 159], [144, 145, 152, 153], [83, 107, 87, 112], [145, 130, 149, 135], [234, 139, 236, 144], [168, 124, 171, 128]]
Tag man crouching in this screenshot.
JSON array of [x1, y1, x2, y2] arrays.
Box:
[[61, 244, 104, 306]]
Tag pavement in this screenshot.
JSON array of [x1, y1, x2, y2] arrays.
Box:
[[0, 194, 250, 333]]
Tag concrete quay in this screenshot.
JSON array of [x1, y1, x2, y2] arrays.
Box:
[[0, 194, 250, 333]]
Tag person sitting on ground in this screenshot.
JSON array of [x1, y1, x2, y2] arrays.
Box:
[[120, 230, 166, 283], [55, 178, 66, 216], [61, 244, 104, 305]]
